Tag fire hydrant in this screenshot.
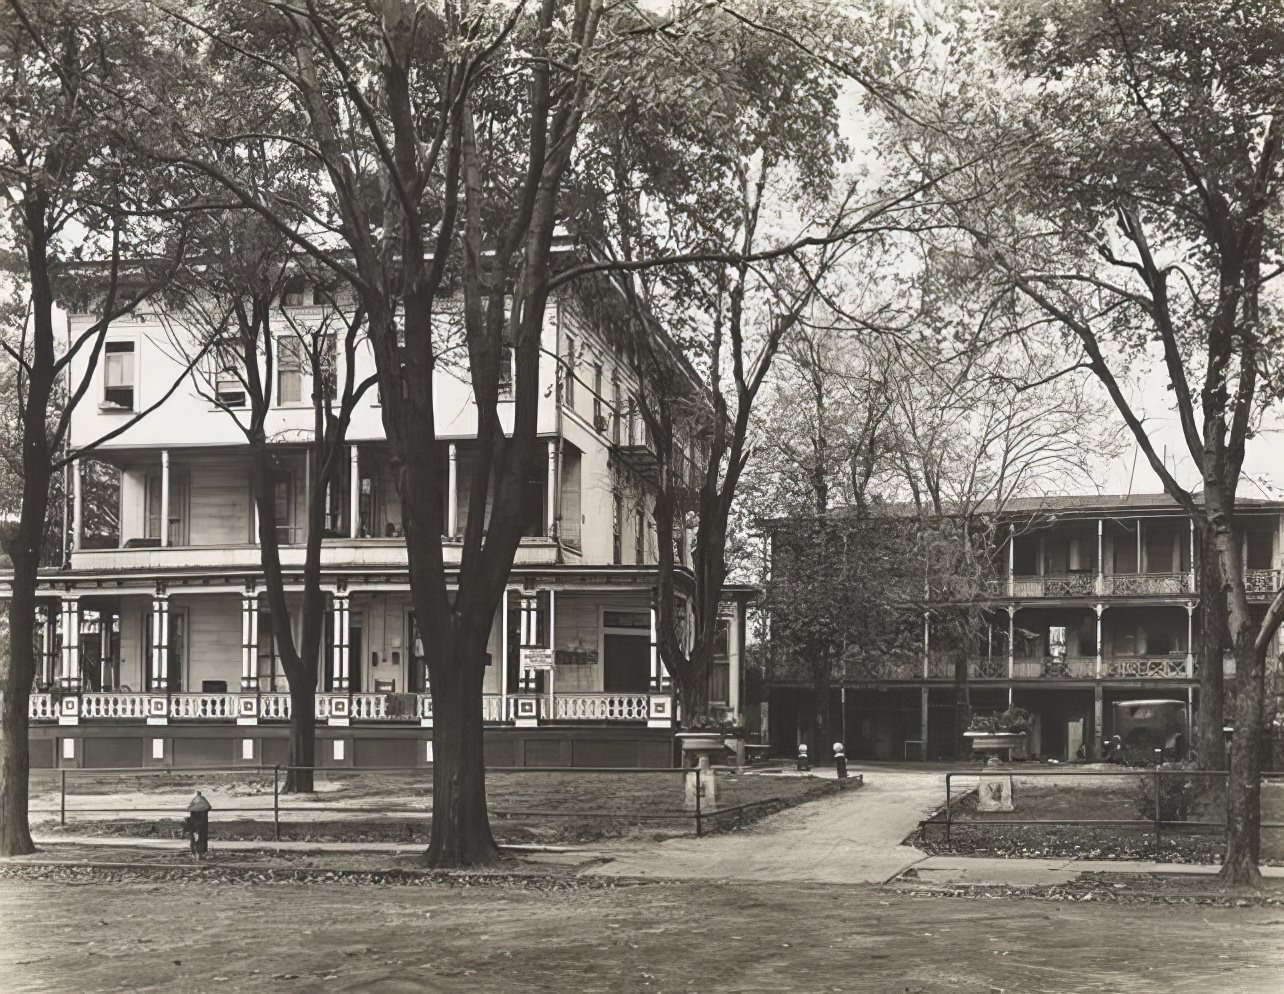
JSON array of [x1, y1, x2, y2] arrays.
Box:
[[796, 743, 810, 772], [184, 790, 211, 858], [833, 741, 848, 779]]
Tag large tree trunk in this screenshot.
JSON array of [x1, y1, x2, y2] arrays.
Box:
[[1196, 524, 1228, 770], [285, 682, 317, 793], [0, 543, 41, 856], [426, 628, 497, 867], [1210, 509, 1265, 886]]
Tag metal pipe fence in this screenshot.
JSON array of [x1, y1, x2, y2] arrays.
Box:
[[924, 768, 1284, 857], [30, 764, 849, 841]]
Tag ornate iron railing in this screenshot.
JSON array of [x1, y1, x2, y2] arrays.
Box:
[[1245, 568, 1282, 596], [1102, 656, 1189, 679], [1107, 573, 1189, 595]]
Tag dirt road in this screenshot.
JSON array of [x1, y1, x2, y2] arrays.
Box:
[[3, 875, 1280, 993]]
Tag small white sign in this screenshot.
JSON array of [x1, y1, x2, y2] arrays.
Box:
[[521, 647, 555, 670]]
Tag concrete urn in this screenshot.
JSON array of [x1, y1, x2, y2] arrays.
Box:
[[676, 732, 724, 813]]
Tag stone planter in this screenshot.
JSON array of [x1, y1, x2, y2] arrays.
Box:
[[964, 730, 1025, 812], [676, 732, 724, 812], [964, 730, 1026, 763]]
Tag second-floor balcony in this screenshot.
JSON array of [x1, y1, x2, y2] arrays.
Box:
[[72, 438, 593, 573], [846, 651, 1192, 683], [989, 571, 1194, 598], [70, 536, 567, 574]]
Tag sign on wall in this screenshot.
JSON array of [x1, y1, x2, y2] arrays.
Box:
[[520, 647, 555, 670]]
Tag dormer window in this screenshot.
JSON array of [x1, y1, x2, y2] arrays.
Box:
[[102, 341, 135, 411]]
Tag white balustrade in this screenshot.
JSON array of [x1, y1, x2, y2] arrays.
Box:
[[418, 693, 433, 720], [482, 695, 504, 722], [80, 693, 149, 719], [170, 694, 235, 719], [552, 693, 649, 722], [351, 693, 388, 720], [259, 694, 292, 720], [29, 693, 55, 720]]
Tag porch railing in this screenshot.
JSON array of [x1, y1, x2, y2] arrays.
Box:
[[34, 689, 658, 724], [81, 693, 149, 719], [552, 693, 649, 722], [170, 694, 235, 719]]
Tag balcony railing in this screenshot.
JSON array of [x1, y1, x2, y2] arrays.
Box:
[[1102, 656, 1189, 679], [1011, 656, 1097, 680], [1010, 574, 1098, 598], [1245, 568, 1283, 597], [1106, 573, 1189, 596]]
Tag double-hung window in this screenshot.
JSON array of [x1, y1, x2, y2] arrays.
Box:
[[102, 341, 135, 410], [277, 339, 303, 405]]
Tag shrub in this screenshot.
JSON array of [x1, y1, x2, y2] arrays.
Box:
[[1134, 761, 1214, 823]]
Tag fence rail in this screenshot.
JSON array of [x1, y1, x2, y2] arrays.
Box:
[[923, 768, 1284, 859], [30, 763, 845, 842]]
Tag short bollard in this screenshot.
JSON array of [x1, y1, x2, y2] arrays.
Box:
[[833, 741, 847, 779], [796, 743, 810, 772], [184, 790, 212, 858]]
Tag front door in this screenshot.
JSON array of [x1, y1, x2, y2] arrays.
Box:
[[603, 633, 650, 692]]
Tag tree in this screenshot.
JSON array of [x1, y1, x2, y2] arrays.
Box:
[[162, 209, 376, 792], [152, 0, 618, 865], [898, 0, 1284, 882], [573, 0, 911, 728], [0, 0, 192, 856]]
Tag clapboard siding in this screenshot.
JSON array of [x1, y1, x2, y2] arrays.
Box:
[[188, 460, 252, 545]]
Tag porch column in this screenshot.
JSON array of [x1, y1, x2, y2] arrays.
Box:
[[922, 611, 930, 678], [1007, 524, 1014, 597], [1185, 603, 1195, 678], [241, 590, 259, 690], [1097, 519, 1104, 595], [72, 459, 83, 552], [1188, 516, 1196, 592], [1136, 517, 1143, 574], [39, 604, 55, 686], [349, 444, 360, 539], [499, 590, 510, 715], [646, 601, 674, 728], [547, 588, 556, 712], [920, 687, 929, 761], [519, 594, 539, 692], [546, 440, 557, 538], [59, 596, 80, 690], [446, 441, 457, 536], [1006, 605, 1015, 679], [650, 604, 663, 692], [332, 591, 350, 692], [150, 594, 170, 692], [160, 450, 170, 548], [1094, 684, 1104, 758], [1095, 603, 1104, 679]]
